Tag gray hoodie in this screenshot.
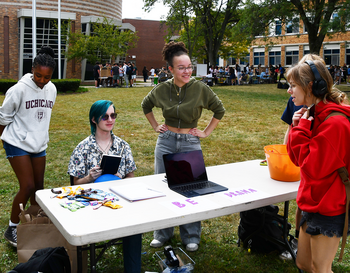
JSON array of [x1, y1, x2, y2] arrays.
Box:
[[0, 73, 57, 153]]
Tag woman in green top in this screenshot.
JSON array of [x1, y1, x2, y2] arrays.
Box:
[[141, 41, 225, 252]]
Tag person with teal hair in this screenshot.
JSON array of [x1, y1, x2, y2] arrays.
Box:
[[68, 100, 142, 273], [89, 100, 115, 135]]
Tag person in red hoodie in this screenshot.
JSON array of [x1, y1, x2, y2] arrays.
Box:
[[286, 59, 350, 273]]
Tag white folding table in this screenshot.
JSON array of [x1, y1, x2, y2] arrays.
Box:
[[36, 160, 301, 272]]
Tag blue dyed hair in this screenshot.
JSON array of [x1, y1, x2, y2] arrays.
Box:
[[89, 100, 115, 135]]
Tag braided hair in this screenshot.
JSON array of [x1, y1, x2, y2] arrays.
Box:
[[33, 46, 56, 70], [162, 41, 188, 67]]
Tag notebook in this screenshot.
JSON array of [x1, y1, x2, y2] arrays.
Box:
[[100, 154, 121, 175], [163, 150, 228, 198]]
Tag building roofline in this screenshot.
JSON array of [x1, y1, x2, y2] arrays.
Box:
[[17, 9, 76, 20], [81, 16, 135, 31]]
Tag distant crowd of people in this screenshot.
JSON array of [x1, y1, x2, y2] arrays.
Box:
[[203, 63, 287, 86], [93, 61, 137, 88], [92, 61, 350, 89], [142, 66, 173, 83], [328, 64, 350, 85], [203, 63, 350, 86]]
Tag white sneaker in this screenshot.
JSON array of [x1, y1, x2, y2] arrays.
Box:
[[279, 238, 298, 261], [186, 243, 198, 252], [150, 239, 164, 248], [279, 250, 293, 260]]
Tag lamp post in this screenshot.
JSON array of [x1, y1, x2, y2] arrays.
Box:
[[32, 0, 36, 60]]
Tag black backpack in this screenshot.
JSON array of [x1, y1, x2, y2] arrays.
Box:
[[13, 247, 71, 273], [283, 83, 289, 89], [126, 65, 133, 75], [238, 205, 291, 254]]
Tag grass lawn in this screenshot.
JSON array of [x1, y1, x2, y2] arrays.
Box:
[[1, 83, 350, 272]]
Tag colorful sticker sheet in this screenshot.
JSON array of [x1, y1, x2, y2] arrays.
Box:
[[51, 187, 122, 212]]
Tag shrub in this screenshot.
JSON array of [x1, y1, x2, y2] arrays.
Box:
[[0, 79, 82, 94], [51, 79, 81, 93], [0, 79, 17, 93]]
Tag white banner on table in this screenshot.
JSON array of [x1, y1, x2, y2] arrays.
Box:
[[160, 197, 219, 214], [221, 187, 269, 204]]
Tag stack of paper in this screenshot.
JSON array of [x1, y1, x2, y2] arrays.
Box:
[[110, 183, 166, 202]]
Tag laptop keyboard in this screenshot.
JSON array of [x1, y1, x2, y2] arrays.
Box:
[[174, 181, 215, 192]]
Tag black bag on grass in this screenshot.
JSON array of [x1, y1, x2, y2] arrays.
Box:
[[13, 247, 71, 273], [283, 83, 289, 89], [237, 205, 291, 253]]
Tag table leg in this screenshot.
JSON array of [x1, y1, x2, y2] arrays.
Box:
[[77, 246, 82, 273], [283, 201, 304, 273], [90, 243, 97, 273]]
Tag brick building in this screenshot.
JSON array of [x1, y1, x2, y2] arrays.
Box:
[[0, 0, 134, 81], [122, 19, 170, 76], [246, 21, 350, 69]]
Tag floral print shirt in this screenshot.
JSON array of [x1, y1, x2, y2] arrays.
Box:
[[68, 133, 136, 180]]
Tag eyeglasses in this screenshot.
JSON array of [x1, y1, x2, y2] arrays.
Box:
[[177, 65, 194, 72], [101, 113, 117, 121]]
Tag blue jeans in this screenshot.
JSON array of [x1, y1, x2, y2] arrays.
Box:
[[153, 130, 202, 245], [124, 75, 129, 87], [123, 234, 142, 273], [3, 141, 46, 158]]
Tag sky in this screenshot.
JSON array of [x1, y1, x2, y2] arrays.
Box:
[[122, 0, 170, 20]]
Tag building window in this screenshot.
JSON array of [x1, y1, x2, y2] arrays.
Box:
[[286, 50, 299, 65], [254, 51, 265, 66], [303, 24, 308, 33], [22, 18, 67, 78], [346, 48, 350, 65], [226, 57, 236, 66], [269, 51, 281, 66], [240, 53, 250, 65], [286, 21, 299, 34], [324, 49, 340, 65], [330, 12, 339, 32], [303, 12, 312, 33], [275, 20, 282, 35]]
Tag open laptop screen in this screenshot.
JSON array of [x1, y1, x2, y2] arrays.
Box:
[[163, 150, 208, 186]]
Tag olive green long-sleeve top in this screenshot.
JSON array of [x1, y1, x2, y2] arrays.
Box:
[[141, 77, 225, 128]]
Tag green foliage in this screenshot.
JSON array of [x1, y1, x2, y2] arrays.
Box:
[[51, 79, 81, 93], [0, 79, 85, 94], [239, 0, 350, 54], [146, 0, 245, 66], [0, 79, 17, 94], [65, 17, 139, 64]]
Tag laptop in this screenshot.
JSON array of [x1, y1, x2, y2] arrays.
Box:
[[163, 150, 228, 198]]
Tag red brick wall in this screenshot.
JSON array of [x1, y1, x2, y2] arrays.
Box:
[[0, 0, 122, 80], [122, 19, 169, 75], [0, 8, 20, 80]]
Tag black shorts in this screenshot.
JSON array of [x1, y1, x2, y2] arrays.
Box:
[[300, 211, 350, 238]]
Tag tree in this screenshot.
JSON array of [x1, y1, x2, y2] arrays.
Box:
[[65, 17, 138, 64], [241, 0, 350, 54], [144, 0, 244, 67]]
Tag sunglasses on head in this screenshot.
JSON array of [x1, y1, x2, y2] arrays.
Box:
[[101, 113, 117, 121]]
